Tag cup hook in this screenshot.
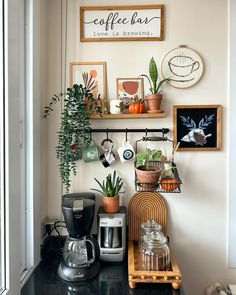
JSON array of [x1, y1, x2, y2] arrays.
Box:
[[125, 129, 128, 142]]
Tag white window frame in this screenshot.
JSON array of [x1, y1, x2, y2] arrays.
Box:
[[228, 0, 236, 268], [2, 0, 41, 293]]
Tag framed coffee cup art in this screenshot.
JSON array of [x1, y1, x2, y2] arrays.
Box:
[[173, 105, 222, 151], [161, 45, 204, 89]]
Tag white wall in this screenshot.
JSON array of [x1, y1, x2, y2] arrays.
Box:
[[42, 1, 236, 294]]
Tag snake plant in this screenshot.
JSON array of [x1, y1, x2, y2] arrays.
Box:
[[141, 57, 170, 94]]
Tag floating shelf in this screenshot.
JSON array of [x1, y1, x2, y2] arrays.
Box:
[[89, 113, 166, 119]]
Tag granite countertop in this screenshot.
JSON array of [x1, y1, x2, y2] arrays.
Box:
[[21, 253, 185, 295]]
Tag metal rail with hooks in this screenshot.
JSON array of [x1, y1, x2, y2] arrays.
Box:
[[86, 128, 170, 134]]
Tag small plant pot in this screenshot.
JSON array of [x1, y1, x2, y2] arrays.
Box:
[[145, 94, 163, 113], [102, 195, 120, 213], [136, 166, 162, 191]]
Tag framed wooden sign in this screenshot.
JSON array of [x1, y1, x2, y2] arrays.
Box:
[[173, 105, 222, 151], [80, 5, 164, 42]]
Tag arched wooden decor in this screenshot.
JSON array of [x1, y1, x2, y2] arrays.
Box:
[[128, 192, 167, 241]]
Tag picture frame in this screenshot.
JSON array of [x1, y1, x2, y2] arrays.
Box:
[[80, 5, 164, 42], [116, 77, 144, 101], [173, 105, 222, 151], [69, 61, 107, 99], [161, 45, 204, 89]]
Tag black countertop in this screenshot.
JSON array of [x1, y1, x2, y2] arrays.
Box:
[[21, 254, 185, 295]]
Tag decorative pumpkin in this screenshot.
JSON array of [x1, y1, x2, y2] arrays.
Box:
[[160, 178, 179, 192], [128, 103, 144, 114]]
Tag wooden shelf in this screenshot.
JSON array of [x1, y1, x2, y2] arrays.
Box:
[[89, 112, 166, 119]]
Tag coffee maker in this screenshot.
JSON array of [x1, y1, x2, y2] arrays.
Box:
[[97, 207, 126, 262], [57, 193, 100, 282]]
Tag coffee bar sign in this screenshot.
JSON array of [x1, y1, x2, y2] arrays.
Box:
[[80, 5, 164, 42]]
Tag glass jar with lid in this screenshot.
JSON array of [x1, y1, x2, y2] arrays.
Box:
[[139, 220, 162, 252], [141, 232, 170, 271]]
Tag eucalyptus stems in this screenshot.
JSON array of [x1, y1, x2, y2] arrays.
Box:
[[42, 84, 101, 192]]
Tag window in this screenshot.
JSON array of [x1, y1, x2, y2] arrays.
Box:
[[0, 0, 5, 292]]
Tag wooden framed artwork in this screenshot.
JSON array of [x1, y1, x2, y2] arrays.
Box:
[[80, 5, 164, 42], [69, 61, 107, 99], [116, 78, 144, 100], [161, 45, 204, 89], [173, 105, 222, 151]]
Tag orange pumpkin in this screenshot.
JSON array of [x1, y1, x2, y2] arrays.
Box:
[[129, 103, 144, 114], [160, 178, 179, 192]]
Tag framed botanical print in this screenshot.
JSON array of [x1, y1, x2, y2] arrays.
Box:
[[173, 105, 222, 151], [69, 61, 107, 99]]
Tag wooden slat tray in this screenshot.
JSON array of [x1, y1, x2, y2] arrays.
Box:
[[128, 241, 182, 289], [127, 192, 182, 290]]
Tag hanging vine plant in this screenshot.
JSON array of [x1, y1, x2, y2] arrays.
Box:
[[42, 83, 101, 192]]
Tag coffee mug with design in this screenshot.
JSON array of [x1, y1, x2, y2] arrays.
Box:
[[100, 138, 116, 167], [82, 142, 99, 163], [117, 141, 135, 163]]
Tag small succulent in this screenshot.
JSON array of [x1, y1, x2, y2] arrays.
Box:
[[91, 170, 124, 197]]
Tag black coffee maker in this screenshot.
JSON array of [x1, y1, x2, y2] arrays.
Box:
[[57, 193, 100, 282]]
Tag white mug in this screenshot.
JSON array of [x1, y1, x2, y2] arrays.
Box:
[[117, 141, 135, 162]]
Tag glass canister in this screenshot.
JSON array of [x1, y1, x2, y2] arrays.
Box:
[[141, 232, 170, 271], [139, 220, 162, 252]]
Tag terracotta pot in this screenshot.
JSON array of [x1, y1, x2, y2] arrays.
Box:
[[145, 93, 163, 113], [102, 195, 120, 213], [136, 166, 162, 191]]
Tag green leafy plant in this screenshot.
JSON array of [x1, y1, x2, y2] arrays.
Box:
[[91, 170, 124, 197], [135, 149, 163, 171], [140, 57, 170, 94], [42, 83, 101, 192]]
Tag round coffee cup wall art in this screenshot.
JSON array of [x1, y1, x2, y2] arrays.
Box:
[[161, 45, 204, 89]]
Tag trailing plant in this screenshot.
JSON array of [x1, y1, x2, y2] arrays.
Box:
[[42, 83, 101, 192], [140, 57, 170, 94], [91, 170, 124, 197], [135, 148, 163, 171]]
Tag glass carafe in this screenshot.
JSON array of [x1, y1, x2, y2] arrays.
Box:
[[139, 220, 162, 252], [63, 236, 96, 268], [141, 232, 170, 271]]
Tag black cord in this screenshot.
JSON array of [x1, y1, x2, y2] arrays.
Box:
[[41, 220, 67, 258]]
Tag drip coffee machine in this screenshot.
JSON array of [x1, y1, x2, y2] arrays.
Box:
[[57, 193, 100, 282]]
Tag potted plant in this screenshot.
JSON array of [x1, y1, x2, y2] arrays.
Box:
[[140, 57, 170, 113], [135, 148, 164, 191], [91, 170, 124, 213], [42, 83, 101, 192]]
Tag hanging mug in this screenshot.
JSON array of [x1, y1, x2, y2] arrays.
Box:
[[82, 141, 99, 163], [100, 138, 116, 167], [117, 140, 135, 163]]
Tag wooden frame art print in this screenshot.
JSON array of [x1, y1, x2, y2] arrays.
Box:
[[116, 78, 144, 101], [69, 61, 107, 99], [80, 5, 164, 42], [173, 105, 222, 151]]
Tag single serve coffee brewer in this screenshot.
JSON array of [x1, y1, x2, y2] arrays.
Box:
[[97, 206, 126, 262]]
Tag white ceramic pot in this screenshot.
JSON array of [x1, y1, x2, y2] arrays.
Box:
[[109, 100, 122, 114]]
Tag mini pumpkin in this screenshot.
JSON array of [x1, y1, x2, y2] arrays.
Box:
[[160, 178, 179, 192], [128, 103, 144, 114]]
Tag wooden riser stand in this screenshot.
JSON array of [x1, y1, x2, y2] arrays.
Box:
[[128, 241, 181, 289]]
